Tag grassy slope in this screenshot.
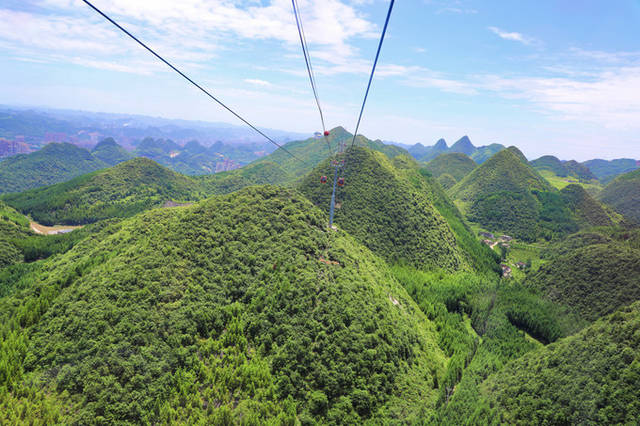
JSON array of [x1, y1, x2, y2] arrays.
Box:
[[0, 143, 107, 194], [476, 302, 640, 425], [598, 168, 640, 224], [2, 158, 202, 225], [0, 186, 446, 424], [424, 153, 477, 182], [299, 147, 472, 271]]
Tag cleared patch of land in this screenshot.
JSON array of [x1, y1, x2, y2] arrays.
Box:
[[30, 221, 83, 235]]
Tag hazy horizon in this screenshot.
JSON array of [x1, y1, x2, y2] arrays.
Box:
[[1, 1, 639, 161]]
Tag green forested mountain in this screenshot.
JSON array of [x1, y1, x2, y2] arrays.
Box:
[[475, 302, 640, 424], [583, 158, 639, 183], [525, 229, 640, 322], [2, 158, 202, 225], [560, 184, 616, 227], [471, 144, 504, 164], [0, 186, 448, 424], [197, 161, 289, 195], [531, 155, 596, 182], [598, 168, 640, 224], [449, 147, 579, 241], [299, 147, 475, 271], [91, 137, 133, 166], [424, 152, 476, 182], [253, 126, 407, 183], [0, 143, 108, 194]]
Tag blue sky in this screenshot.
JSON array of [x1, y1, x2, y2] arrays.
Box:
[[0, 0, 639, 160]]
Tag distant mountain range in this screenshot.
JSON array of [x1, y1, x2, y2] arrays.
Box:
[[407, 136, 506, 163], [0, 105, 306, 150]]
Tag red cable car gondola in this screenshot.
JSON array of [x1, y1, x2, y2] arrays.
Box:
[[337, 177, 345, 187], [320, 175, 328, 184], [324, 130, 330, 136]]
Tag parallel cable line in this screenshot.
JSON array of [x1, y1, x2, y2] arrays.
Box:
[[81, 0, 304, 163], [350, 0, 395, 148], [291, 0, 332, 152]]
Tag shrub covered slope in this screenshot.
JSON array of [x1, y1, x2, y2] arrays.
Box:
[[0, 186, 447, 424]]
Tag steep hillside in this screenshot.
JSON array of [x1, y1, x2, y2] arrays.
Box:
[[437, 173, 457, 190], [471, 144, 504, 164], [584, 158, 638, 183], [0, 186, 446, 424], [424, 153, 476, 182], [0, 143, 107, 194], [299, 147, 472, 271], [0, 201, 31, 268], [475, 302, 640, 424], [560, 184, 615, 227], [254, 127, 407, 182], [598, 168, 640, 224], [525, 231, 640, 322], [91, 137, 133, 166], [449, 148, 576, 241], [2, 158, 201, 225]]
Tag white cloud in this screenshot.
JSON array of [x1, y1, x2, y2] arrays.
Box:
[[244, 79, 272, 87], [488, 26, 536, 46]]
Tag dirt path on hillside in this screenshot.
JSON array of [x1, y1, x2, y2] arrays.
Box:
[[30, 221, 83, 235]]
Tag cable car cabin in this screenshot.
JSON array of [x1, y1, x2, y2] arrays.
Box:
[[320, 175, 328, 184], [324, 130, 330, 136], [337, 177, 345, 187]]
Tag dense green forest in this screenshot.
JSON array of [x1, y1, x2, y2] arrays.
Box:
[[0, 143, 108, 194], [560, 184, 616, 227], [424, 153, 476, 182], [1, 127, 639, 424], [524, 228, 640, 322], [450, 147, 586, 241], [475, 302, 640, 424], [299, 147, 472, 271], [0, 186, 451, 424], [599, 168, 640, 224], [2, 158, 203, 225]]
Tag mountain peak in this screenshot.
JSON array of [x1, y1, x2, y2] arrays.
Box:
[[434, 138, 448, 150], [450, 136, 475, 155]]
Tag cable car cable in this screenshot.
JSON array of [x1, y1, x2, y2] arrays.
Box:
[[81, 0, 304, 163], [350, 0, 395, 149], [291, 0, 332, 152]]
